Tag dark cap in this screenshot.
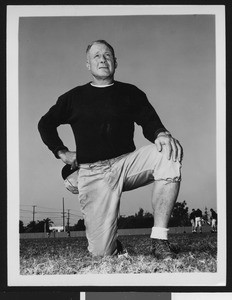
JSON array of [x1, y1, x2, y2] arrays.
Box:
[[61, 164, 78, 180]]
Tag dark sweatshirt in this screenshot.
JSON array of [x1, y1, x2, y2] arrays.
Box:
[[38, 81, 166, 163]]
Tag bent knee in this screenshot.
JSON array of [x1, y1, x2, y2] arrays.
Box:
[[153, 149, 182, 183], [88, 240, 117, 257]]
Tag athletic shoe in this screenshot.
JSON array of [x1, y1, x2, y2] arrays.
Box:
[[111, 239, 124, 256], [151, 239, 178, 260], [116, 239, 124, 254]]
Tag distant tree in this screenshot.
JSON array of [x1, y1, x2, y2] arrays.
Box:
[[118, 209, 153, 229], [25, 221, 36, 233], [73, 219, 86, 231], [135, 208, 144, 228], [117, 215, 136, 229], [144, 211, 153, 218], [143, 211, 154, 228], [168, 201, 189, 227], [117, 215, 128, 229], [135, 208, 144, 218], [124, 215, 137, 228], [42, 218, 54, 232], [34, 220, 45, 232], [25, 218, 54, 233], [19, 220, 25, 233]]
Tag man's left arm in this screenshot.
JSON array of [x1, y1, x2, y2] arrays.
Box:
[[133, 87, 183, 163]]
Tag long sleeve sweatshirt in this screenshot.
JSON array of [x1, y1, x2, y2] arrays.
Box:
[[38, 81, 167, 163]]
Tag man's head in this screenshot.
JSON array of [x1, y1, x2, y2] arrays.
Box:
[[86, 40, 116, 60], [86, 40, 117, 84]]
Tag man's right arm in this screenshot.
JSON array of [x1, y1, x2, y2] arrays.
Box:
[[38, 96, 72, 159]]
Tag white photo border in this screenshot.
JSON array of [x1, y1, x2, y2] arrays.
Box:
[[7, 5, 226, 287]]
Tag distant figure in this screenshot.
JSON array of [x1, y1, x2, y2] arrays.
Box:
[[189, 209, 196, 233], [210, 208, 217, 233], [195, 209, 203, 233]]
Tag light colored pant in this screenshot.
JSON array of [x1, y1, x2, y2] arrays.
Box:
[[190, 219, 195, 231], [211, 219, 217, 231], [211, 219, 217, 227], [195, 217, 202, 228], [66, 144, 182, 256]]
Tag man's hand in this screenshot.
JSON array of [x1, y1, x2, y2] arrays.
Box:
[[58, 150, 78, 169], [155, 132, 183, 162]]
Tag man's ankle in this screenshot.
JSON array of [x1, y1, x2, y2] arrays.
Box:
[[150, 226, 169, 240]]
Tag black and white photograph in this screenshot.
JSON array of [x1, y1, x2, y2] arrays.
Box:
[[7, 5, 226, 287]]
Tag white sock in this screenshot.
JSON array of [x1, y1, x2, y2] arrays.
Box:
[[150, 226, 169, 240]]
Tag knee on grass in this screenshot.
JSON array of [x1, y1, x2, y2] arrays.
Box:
[[88, 239, 119, 257]]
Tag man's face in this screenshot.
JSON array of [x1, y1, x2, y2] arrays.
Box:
[[86, 43, 117, 81]]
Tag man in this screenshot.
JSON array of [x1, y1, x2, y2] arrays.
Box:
[[190, 209, 196, 233], [195, 208, 203, 233], [210, 208, 217, 233], [38, 40, 183, 259]]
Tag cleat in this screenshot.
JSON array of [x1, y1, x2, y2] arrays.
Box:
[[151, 239, 178, 260], [112, 239, 124, 256], [116, 239, 124, 254]]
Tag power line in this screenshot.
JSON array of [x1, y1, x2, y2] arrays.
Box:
[[36, 205, 62, 210], [69, 213, 82, 217], [20, 216, 31, 221], [21, 205, 82, 214], [36, 211, 63, 214], [69, 208, 81, 212], [20, 202, 83, 227]]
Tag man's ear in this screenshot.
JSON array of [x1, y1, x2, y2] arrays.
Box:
[[114, 58, 118, 69], [86, 60, 90, 70]]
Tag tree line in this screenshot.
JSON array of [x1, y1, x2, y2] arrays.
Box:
[[20, 201, 211, 233]]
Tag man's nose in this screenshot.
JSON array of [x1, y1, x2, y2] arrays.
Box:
[[99, 55, 106, 62]]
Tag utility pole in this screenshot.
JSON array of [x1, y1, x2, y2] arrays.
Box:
[[62, 197, 66, 232], [32, 205, 36, 222], [67, 209, 70, 232]]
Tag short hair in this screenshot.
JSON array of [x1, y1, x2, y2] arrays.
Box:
[[86, 40, 116, 59]]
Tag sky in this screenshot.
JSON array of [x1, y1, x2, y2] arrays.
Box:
[[18, 13, 217, 226]]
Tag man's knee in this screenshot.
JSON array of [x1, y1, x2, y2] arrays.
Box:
[[85, 219, 118, 256], [88, 237, 117, 257], [150, 145, 182, 183]]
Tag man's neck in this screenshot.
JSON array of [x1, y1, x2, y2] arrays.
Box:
[[91, 82, 114, 88], [91, 76, 114, 86]]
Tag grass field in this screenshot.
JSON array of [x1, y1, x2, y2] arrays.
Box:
[[20, 232, 217, 275]]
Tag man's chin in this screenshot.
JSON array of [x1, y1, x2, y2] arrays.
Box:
[[98, 69, 110, 74], [95, 73, 114, 79]]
